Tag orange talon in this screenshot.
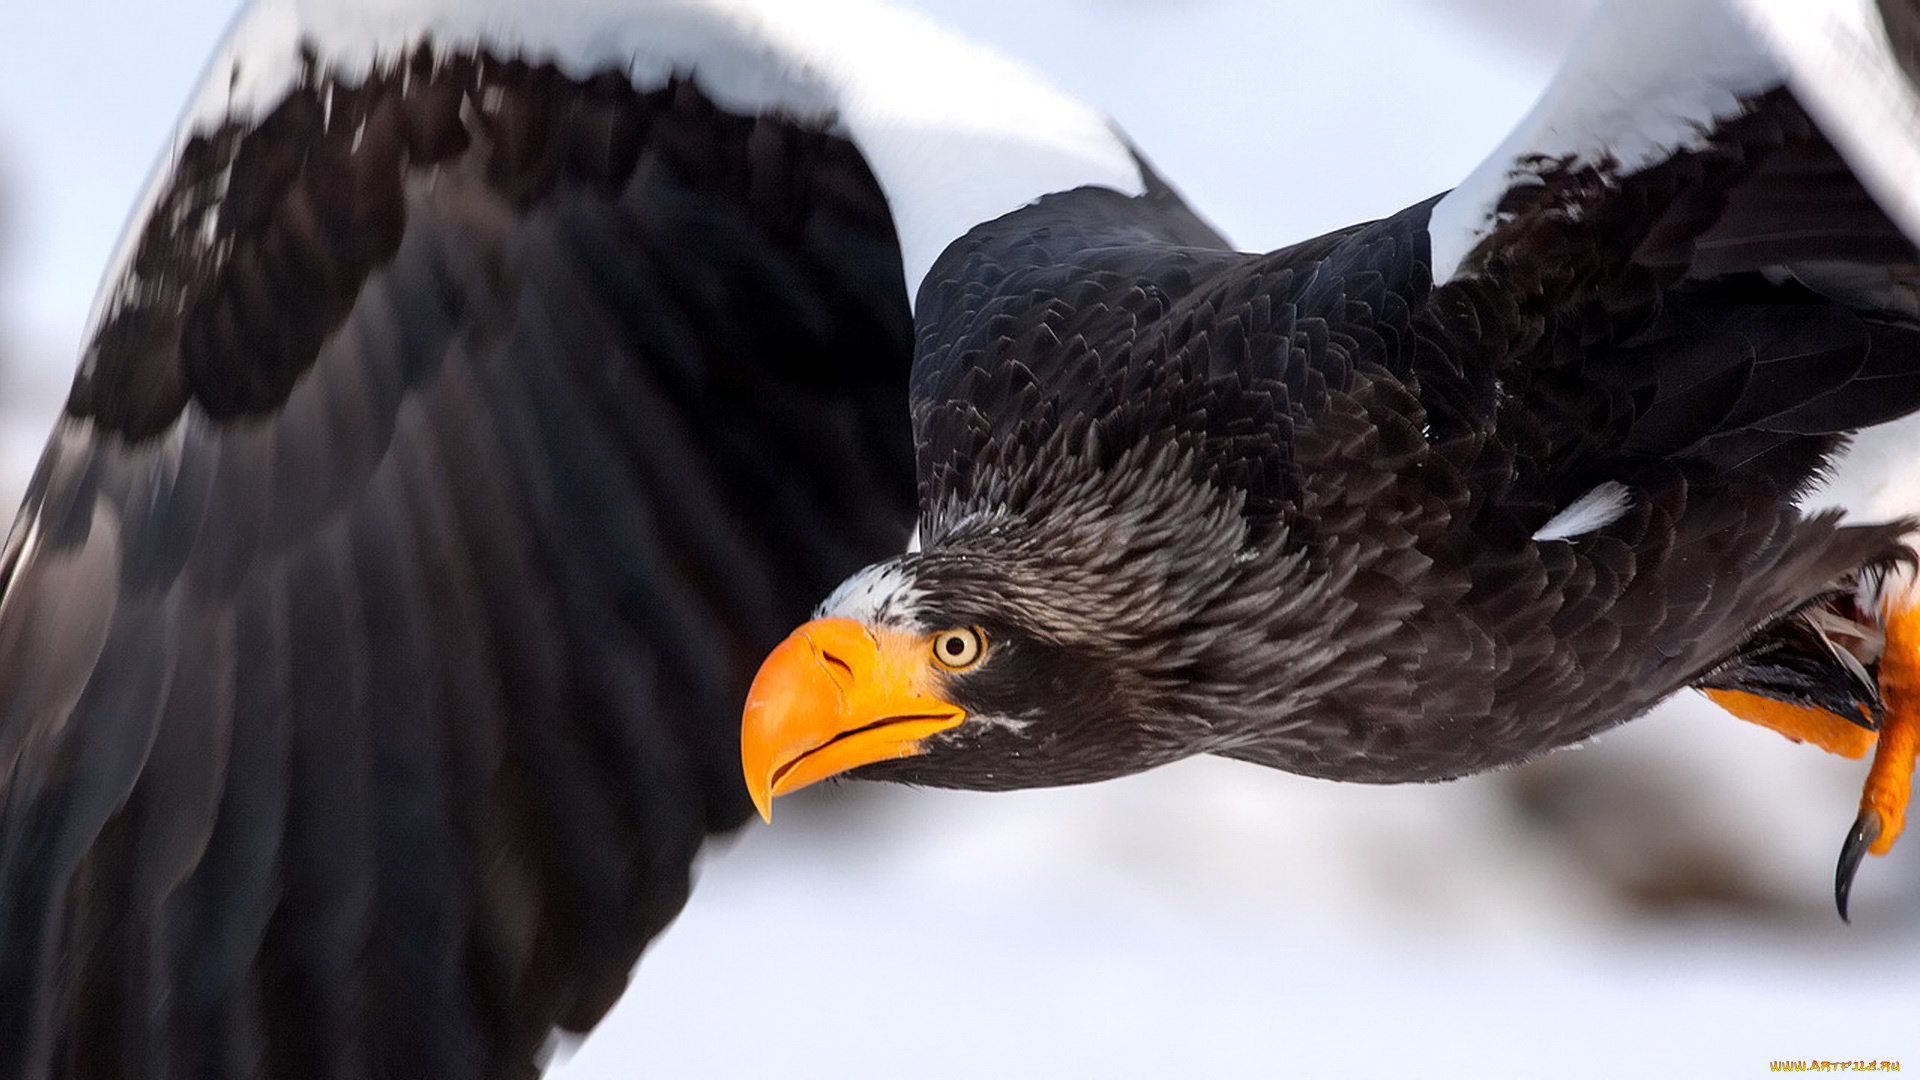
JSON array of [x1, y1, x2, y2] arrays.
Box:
[[1863, 590, 1920, 857], [1697, 583, 1920, 920]]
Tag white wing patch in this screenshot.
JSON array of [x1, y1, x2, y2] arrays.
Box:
[[1532, 480, 1632, 542], [92, 0, 1143, 341], [1428, 0, 1782, 284], [1732, 0, 1920, 251]]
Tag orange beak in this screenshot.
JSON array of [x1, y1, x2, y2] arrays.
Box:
[[741, 617, 966, 822]]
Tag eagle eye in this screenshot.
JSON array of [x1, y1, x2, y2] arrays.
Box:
[[932, 627, 985, 670]]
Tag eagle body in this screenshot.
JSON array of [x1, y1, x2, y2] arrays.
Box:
[[833, 139, 1920, 788], [7, 0, 1920, 1076]]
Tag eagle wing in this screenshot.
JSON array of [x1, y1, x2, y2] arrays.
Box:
[[0, 14, 931, 1079]]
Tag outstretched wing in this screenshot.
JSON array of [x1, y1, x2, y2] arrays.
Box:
[[1416, 0, 1920, 732], [0, 9, 944, 1078]]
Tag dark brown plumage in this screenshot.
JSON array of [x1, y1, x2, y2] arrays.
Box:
[[827, 90, 1920, 793], [9, 2, 1920, 1077], [2, 57, 915, 1079]]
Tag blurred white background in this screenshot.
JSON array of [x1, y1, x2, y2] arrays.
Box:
[[3, 1, 1918, 1076]]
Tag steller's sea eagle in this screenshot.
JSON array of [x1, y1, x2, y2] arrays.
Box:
[[4, 0, 1920, 1077]]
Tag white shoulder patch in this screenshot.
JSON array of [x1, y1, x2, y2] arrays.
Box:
[[97, 0, 1143, 337], [1532, 481, 1632, 542], [1428, 0, 1783, 284], [1730, 0, 1920, 252]]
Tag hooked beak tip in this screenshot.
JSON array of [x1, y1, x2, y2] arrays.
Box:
[[740, 618, 966, 818]]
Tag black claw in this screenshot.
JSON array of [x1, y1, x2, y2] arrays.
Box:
[[1835, 810, 1882, 923]]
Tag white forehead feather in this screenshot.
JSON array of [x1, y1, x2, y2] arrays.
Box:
[[815, 560, 925, 629]]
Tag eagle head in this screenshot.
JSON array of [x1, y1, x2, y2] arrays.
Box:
[[737, 440, 1338, 820]]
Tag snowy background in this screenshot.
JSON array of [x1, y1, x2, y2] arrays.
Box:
[[3, 1, 1919, 1076]]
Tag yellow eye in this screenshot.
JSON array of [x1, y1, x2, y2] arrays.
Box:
[[931, 627, 985, 670]]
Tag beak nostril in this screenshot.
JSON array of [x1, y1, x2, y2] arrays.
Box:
[[818, 649, 855, 687]]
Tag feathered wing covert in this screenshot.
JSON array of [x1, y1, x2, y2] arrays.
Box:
[[0, 41, 918, 1080]]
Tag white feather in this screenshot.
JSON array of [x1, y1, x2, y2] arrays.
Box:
[[1731, 0, 1920, 252], [814, 560, 925, 629], [1429, 0, 1782, 284], [87, 0, 1143, 343], [1532, 480, 1632, 542]]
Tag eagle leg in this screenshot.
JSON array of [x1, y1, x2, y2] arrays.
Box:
[[1837, 588, 1920, 919], [1700, 688, 1877, 758], [1697, 591, 1889, 758], [1693, 583, 1920, 919]]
